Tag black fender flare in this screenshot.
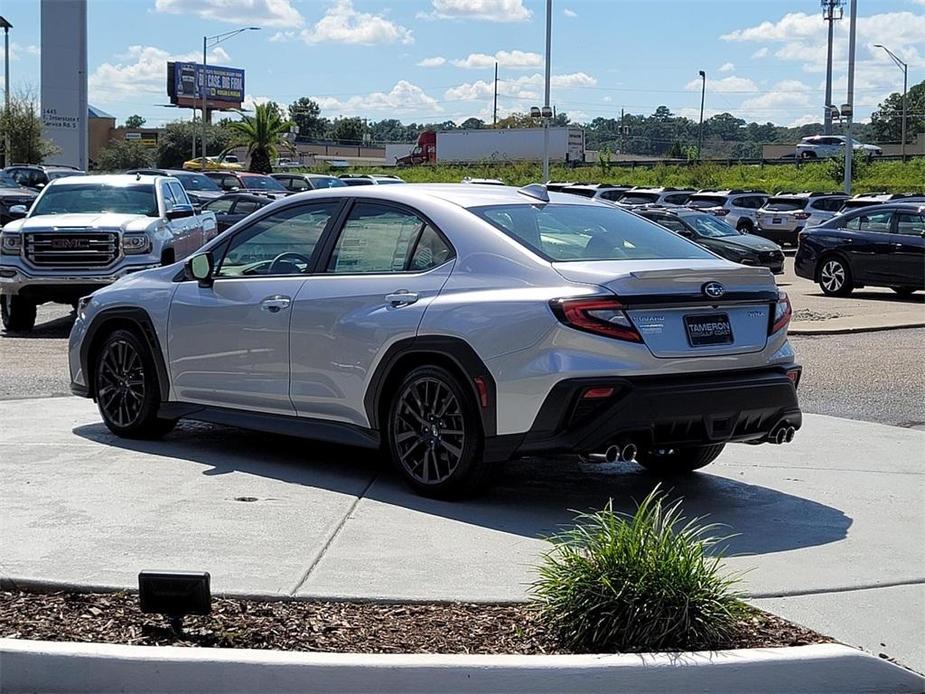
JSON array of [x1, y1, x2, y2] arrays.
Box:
[[80, 307, 170, 402], [364, 336, 497, 437]]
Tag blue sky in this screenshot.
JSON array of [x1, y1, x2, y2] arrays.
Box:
[[2, 0, 923, 132]]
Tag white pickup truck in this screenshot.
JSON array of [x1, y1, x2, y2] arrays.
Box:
[[0, 174, 217, 332]]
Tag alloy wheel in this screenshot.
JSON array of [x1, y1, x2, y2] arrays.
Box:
[[820, 260, 845, 293], [392, 376, 466, 485], [97, 339, 146, 428]]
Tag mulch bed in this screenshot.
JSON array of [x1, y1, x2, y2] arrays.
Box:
[[0, 590, 828, 655]]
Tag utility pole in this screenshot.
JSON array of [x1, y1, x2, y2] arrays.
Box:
[[822, 0, 843, 135], [620, 108, 625, 154], [875, 44, 908, 161], [698, 70, 706, 160], [843, 0, 857, 194], [542, 0, 552, 181], [1, 16, 11, 167], [492, 61, 498, 126]]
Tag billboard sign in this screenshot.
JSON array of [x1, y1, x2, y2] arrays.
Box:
[[168, 62, 244, 109], [41, 0, 88, 169]]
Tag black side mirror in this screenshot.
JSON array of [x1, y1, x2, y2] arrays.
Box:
[[187, 252, 214, 287], [166, 205, 196, 220]]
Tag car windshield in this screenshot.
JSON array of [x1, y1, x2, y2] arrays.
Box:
[[0, 173, 20, 188], [687, 195, 727, 208], [472, 203, 713, 262], [241, 175, 287, 192], [309, 176, 347, 188], [30, 183, 159, 216], [174, 173, 221, 192], [684, 213, 740, 238], [618, 193, 660, 205], [47, 170, 86, 181], [763, 198, 807, 212]]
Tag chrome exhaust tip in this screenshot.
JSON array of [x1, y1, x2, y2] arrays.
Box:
[[785, 426, 796, 443], [604, 445, 620, 464], [620, 443, 638, 462], [774, 428, 787, 444]]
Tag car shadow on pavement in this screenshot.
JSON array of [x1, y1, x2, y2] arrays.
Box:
[[806, 290, 924, 304], [0, 312, 76, 339], [72, 420, 852, 559]]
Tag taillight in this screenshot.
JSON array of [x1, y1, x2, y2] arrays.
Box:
[[550, 297, 643, 342], [769, 292, 792, 334], [713, 209, 730, 216], [793, 212, 811, 220]]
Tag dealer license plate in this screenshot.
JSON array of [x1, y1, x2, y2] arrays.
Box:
[[684, 313, 733, 347]]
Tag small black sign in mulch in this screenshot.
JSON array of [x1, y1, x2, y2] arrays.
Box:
[[0, 591, 828, 655]]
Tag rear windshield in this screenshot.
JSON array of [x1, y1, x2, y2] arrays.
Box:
[[763, 197, 807, 212], [47, 170, 87, 181], [174, 173, 221, 192], [309, 176, 347, 188], [618, 193, 660, 205], [687, 195, 728, 208], [241, 175, 287, 192], [31, 183, 158, 217], [471, 203, 713, 262], [562, 188, 596, 198], [840, 200, 876, 210]]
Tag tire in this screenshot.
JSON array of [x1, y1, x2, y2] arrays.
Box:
[[891, 286, 917, 297], [736, 219, 754, 234], [799, 151, 816, 161], [636, 444, 725, 475], [818, 255, 854, 296], [386, 365, 490, 498], [0, 295, 37, 332], [93, 328, 176, 439]]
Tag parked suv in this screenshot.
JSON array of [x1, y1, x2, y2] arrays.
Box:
[[68, 184, 801, 498], [685, 190, 769, 233], [795, 203, 924, 297], [795, 135, 882, 160], [204, 171, 289, 198], [616, 187, 694, 209], [270, 173, 348, 192], [560, 183, 632, 202], [3, 164, 86, 190], [0, 172, 38, 226], [837, 192, 925, 214], [0, 175, 217, 331], [755, 192, 849, 246]]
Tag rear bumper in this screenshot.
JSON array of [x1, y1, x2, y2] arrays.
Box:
[[485, 367, 802, 461]]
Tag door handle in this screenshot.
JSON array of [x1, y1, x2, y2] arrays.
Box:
[[385, 291, 419, 307], [260, 295, 292, 313]]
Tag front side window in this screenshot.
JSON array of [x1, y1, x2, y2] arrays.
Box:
[[473, 203, 713, 262], [895, 213, 925, 236], [31, 183, 159, 217], [204, 197, 234, 214], [327, 203, 428, 274], [216, 202, 339, 277]]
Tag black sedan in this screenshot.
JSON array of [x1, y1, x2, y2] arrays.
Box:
[[795, 203, 924, 296], [638, 207, 785, 274], [0, 172, 38, 225], [202, 193, 275, 232]]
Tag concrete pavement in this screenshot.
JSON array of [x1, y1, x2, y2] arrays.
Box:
[[1, 396, 922, 672]]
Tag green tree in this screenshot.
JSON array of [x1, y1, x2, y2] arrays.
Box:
[[155, 120, 234, 168], [226, 102, 292, 173], [123, 115, 146, 129], [494, 112, 540, 128], [288, 97, 325, 141], [0, 88, 58, 164], [459, 117, 485, 129], [96, 139, 154, 171], [870, 80, 925, 143], [330, 116, 366, 144]]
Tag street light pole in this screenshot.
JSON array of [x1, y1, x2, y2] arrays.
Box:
[[1, 16, 12, 167], [843, 0, 857, 195], [698, 70, 706, 160], [874, 44, 908, 161], [542, 0, 552, 181], [200, 27, 259, 169]]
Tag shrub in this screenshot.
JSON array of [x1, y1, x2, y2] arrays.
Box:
[[95, 139, 154, 171], [531, 487, 747, 653]]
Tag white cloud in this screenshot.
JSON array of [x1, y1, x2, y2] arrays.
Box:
[[88, 45, 231, 101], [602, 96, 612, 103], [417, 56, 447, 68], [154, 0, 303, 28], [718, 62, 735, 73], [684, 75, 758, 93], [314, 80, 440, 115], [788, 114, 820, 128], [0, 42, 40, 63], [242, 94, 272, 112], [740, 80, 813, 113], [301, 0, 413, 45], [269, 31, 297, 43], [423, 0, 531, 22], [445, 71, 596, 101], [752, 47, 770, 59], [451, 50, 542, 69], [563, 8, 577, 18]]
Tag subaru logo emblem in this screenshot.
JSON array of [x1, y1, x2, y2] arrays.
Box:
[[703, 282, 725, 299]]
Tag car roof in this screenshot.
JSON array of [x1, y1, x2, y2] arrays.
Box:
[[47, 174, 164, 186], [838, 202, 925, 214]]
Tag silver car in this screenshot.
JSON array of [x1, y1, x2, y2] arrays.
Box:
[[795, 135, 882, 160], [755, 192, 849, 246], [685, 190, 769, 233], [68, 184, 802, 497]]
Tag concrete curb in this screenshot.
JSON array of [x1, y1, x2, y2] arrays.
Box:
[[789, 321, 925, 336], [2, 639, 922, 693]]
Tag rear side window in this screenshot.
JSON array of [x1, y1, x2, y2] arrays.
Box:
[[327, 203, 429, 274], [663, 193, 691, 205], [896, 213, 925, 236], [472, 203, 713, 262], [169, 181, 190, 206], [288, 177, 310, 191]]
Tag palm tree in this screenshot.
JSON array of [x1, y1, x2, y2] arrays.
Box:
[[227, 103, 292, 174]]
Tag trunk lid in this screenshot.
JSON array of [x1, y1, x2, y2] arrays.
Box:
[[553, 259, 778, 357]]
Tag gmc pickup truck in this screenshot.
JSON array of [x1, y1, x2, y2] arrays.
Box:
[[0, 174, 217, 332]]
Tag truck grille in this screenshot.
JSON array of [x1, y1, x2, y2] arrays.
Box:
[[24, 232, 120, 267]]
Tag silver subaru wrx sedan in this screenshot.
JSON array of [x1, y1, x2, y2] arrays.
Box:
[[69, 184, 802, 498]]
